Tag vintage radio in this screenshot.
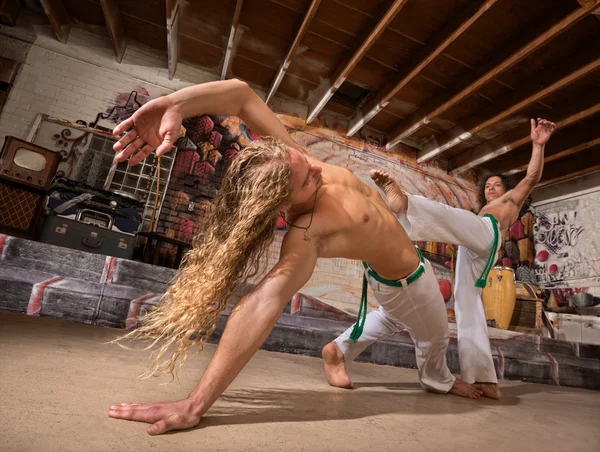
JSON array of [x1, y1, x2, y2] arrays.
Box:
[[0, 136, 62, 239], [0, 136, 62, 190]]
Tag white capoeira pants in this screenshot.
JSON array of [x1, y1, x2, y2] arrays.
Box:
[[335, 194, 499, 385], [336, 254, 455, 393]]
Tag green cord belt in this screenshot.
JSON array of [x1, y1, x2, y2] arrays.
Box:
[[350, 247, 425, 342]]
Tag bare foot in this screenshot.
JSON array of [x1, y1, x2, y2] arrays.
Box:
[[475, 382, 501, 399], [448, 378, 483, 399], [370, 169, 408, 214], [322, 342, 354, 389]]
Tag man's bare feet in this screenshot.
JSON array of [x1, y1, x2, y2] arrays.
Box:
[[448, 378, 483, 399], [475, 382, 501, 399], [322, 342, 354, 389], [370, 169, 408, 214]]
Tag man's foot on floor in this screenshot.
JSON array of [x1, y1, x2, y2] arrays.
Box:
[[475, 382, 501, 399], [448, 378, 483, 399], [322, 342, 354, 389], [370, 169, 408, 214]]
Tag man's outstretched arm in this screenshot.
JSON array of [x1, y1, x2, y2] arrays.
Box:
[[113, 79, 300, 165], [108, 227, 319, 435], [508, 118, 556, 208]]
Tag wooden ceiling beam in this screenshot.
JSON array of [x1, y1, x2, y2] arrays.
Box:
[[39, 0, 71, 44], [450, 102, 600, 174], [536, 150, 600, 187], [491, 115, 600, 174], [419, 56, 600, 162], [99, 0, 126, 63], [386, 1, 600, 151], [306, 0, 409, 124], [166, 0, 180, 80], [505, 137, 600, 177], [346, 0, 499, 137], [266, 0, 321, 104], [221, 0, 244, 80]]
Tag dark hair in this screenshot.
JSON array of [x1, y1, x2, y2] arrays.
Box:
[[478, 173, 515, 207], [478, 173, 531, 215]]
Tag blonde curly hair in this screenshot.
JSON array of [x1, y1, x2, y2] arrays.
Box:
[[120, 137, 293, 378]]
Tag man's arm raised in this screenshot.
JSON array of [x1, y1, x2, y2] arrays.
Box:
[[508, 118, 556, 209], [108, 227, 319, 435], [113, 79, 300, 165]]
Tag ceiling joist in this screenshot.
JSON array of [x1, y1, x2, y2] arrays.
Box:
[[266, 0, 321, 104], [419, 57, 600, 162], [346, 0, 499, 137], [505, 137, 600, 177], [100, 0, 126, 63], [221, 0, 244, 81], [166, 0, 181, 80], [306, 0, 409, 124], [39, 0, 71, 44], [450, 102, 600, 174], [386, 1, 600, 151]]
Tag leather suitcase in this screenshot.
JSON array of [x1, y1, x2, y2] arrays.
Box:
[[40, 216, 135, 259]]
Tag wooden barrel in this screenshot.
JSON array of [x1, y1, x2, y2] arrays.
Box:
[[481, 267, 517, 330]]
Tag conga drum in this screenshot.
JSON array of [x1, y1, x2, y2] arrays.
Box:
[[481, 267, 516, 330]]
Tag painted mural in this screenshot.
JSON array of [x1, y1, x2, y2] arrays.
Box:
[[533, 190, 600, 307]]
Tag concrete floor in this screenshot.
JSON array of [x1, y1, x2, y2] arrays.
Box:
[[1, 313, 599, 452]]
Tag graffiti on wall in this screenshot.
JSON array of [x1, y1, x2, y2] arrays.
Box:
[[533, 191, 600, 297]]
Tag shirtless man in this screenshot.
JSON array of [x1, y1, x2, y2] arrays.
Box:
[[323, 118, 556, 400], [107, 79, 481, 435]]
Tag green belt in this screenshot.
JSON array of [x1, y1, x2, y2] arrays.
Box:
[[474, 214, 500, 288], [349, 247, 426, 343]]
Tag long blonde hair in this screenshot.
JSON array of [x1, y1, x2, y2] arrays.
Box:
[[122, 137, 292, 377]]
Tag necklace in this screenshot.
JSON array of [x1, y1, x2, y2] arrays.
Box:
[[281, 186, 319, 241]]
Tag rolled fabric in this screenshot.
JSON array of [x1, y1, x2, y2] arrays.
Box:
[[521, 212, 535, 237], [509, 220, 525, 241], [209, 131, 222, 150], [504, 240, 520, 262], [194, 115, 214, 142], [518, 238, 534, 266]]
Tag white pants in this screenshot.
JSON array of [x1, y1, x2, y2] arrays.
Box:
[[335, 258, 455, 393], [336, 194, 498, 384]]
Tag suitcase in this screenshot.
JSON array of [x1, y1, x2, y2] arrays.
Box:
[[40, 216, 136, 259]]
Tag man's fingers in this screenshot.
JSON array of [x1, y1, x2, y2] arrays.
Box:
[[108, 405, 159, 423], [113, 118, 134, 136], [129, 144, 155, 166], [148, 414, 197, 435], [156, 135, 175, 158], [148, 414, 178, 435], [115, 137, 146, 163], [114, 129, 138, 153]]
